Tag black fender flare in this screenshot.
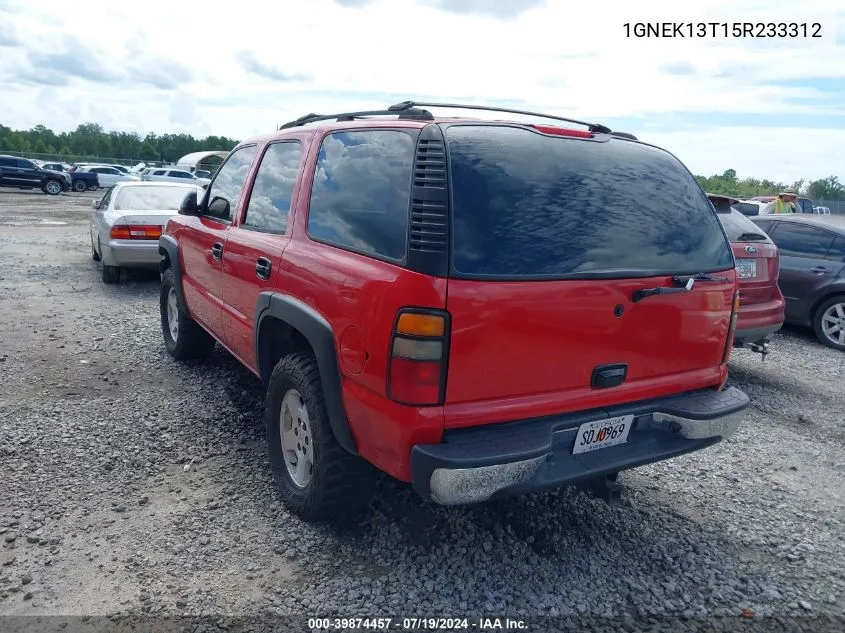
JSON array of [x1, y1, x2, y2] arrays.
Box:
[[157, 235, 187, 307], [255, 292, 357, 455]]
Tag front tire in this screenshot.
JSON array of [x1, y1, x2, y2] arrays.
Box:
[[266, 352, 374, 522], [813, 295, 845, 350], [159, 268, 215, 360], [87, 184, 98, 191], [43, 179, 62, 195]]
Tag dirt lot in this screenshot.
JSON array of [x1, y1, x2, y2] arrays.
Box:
[[1, 190, 844, 631]]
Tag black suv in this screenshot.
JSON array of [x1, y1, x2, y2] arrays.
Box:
[[0, 155, 71, 195]]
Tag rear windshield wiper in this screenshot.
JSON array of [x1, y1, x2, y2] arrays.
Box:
[[632, 277, 695, 303], [671, 272, 731, 285], [633, 273, 729, 303], [736, 232, 767, 242]]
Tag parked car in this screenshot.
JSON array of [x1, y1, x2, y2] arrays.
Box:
[[91, 181, 204, 284], [813, 206, 832, 215], [0, 155, 71, 194], [76, 165, 140, 188], [750, 215, 845, 350], [157, 101, 749, 521], [735, 200, 767, 216], [707, 194, 785, 357], [32, 160, 100, 192], [141, 168, 210, 187], [34, 160, 99, 192]]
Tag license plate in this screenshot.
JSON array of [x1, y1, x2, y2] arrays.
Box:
[[571, 415, 634, 455], [737, 259, 757, 279]]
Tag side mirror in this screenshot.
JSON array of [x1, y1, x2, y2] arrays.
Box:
[[179, 190, 200, 215], [91, 200, 99, 209]]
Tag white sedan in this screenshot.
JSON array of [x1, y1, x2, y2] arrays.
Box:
[[77, 165, 141, 187], [90, 181, 202, 284], [141, 168, 211, 187]]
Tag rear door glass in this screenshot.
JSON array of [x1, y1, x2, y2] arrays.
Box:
[[769, 223, 834, 258], [445, 125, 734, 278]]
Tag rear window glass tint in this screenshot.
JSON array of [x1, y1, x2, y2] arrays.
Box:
[[829, 236, 845, 261], [770, 223, 834, 258], [736, 202, 760, 216], [446, 126, 734, 278], [718, 209, 771, 242], [307, 130, 414, 260], [114, 186, 196, 211]]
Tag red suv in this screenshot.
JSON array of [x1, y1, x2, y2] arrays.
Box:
[[158, 101, 749, 521], [708, 194, 785, 357]]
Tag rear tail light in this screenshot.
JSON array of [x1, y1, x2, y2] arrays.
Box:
[[721, 290, 741, 365], [109, 224, 162, 240], [387, 309, 449, 406], [530, 124, 593, 138]]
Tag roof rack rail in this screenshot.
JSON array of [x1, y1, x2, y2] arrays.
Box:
[[610, 131, 638, 141], [387, 100, 613, 134], [278, 107, 434, 130]]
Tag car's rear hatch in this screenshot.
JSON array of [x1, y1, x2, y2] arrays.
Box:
[[441, 124, 737, 429], [715, 209, 780, 305]]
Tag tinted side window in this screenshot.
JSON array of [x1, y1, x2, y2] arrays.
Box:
[[307, 130, 414, 260], [753, 219, 775, 235], [153, 170, 167, 176], [98, 186, 115, 210], [204, 145, 258, 222], [169, 171, 192, 179], [771, 224, 834, 258], [0, 157, 16, 167], [243, 142, 302, 233], [827, 236, 845, 261], [446, 125, 734, 278], [18, 159, 36, 169]]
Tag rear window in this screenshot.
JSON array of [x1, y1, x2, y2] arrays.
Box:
[[446, 125, 734, 278], [736, 202, 760, 216], [717, 209, 772, 242], [114, 186, 196, 211]]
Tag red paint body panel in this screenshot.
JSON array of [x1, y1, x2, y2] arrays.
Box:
[[177, 217, 229, 333], [443, 275, 735, 429], [165, 119, 744, 485], [729, 242, 785, 336]]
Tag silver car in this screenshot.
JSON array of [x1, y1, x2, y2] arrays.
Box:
[[90, 181, 202, 284]]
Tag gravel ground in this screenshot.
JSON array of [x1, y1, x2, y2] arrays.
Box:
[[1, 190, 844, 632]]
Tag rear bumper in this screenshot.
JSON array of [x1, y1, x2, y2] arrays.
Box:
[[411, 386, 749, 506], [734, 299, 785, 346], [103, 240, 160, 267]]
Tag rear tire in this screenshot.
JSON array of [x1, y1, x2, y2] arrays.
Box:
[[266, 352, 374, 522], [73, 179, 87, 193], [159, 268, 215, 360], [812, 295, 845, 351], [91, 237, 100, 262], [87, 184, 98, 191], [101, 263, 120, 284]]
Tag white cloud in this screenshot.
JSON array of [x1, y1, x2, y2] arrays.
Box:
[[0, 0, 843, 180]]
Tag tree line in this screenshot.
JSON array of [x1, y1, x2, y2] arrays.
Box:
[[695, 169, 845, 202], [2, 122, 844, 200], [0, 123, 239, 165]]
